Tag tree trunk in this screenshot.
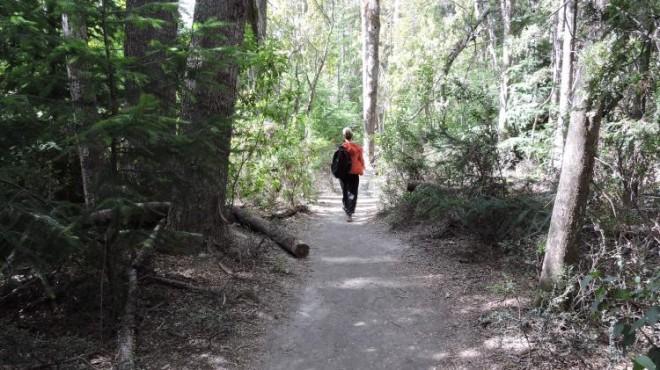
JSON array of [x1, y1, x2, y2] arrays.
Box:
[[169, 0, 249, 242], [437, 6, 491, 104], [124, 0, 178, 108], [474, 0, 498, 70], [61, 11, 101, 207], [539, 64, 611, 290], [247, 0, 267, 42], [548, 0, 565, 137], [550, 0, 577, 171], [361, 0, 380, 165], [497, 0, 513, 141], [629, 30, 653, 119]]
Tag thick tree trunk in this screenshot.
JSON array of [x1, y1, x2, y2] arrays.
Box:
[[124, 0, 178, 108], [361, 0, 380, 165], [497, 0, 513, 141], [247, 0, 267, 42], [539, 64, 613, 289], [551, 0, 577, 171], [169, 0, 249, 242], [62, 12, 102, 207]]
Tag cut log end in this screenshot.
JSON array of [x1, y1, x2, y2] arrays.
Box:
[[293, 241, 310, 258]]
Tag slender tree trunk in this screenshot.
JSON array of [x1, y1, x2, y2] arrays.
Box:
[[629, 30, 653, 119], [306, 23, 334, 114], [377, 0, 397, 133], [551, 0, 577, 171], [539, 63, 619, 289], [474, 0, 498, 70], [497, 0, 513, 141], [549, 0, 565, 134], [361, 0, 380, 165], [124, 0, 178, 108], [62, 11, 101, 207], [169, 0, 249, 242]]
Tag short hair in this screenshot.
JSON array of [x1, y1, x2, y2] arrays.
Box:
[[342, 127, 353, 140]]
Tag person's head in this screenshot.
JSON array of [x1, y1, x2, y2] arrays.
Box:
[[342, 127, 353, 141]]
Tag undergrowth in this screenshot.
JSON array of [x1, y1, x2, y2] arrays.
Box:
[[385, 180, 659, 368], [386, 183, 551, 247]]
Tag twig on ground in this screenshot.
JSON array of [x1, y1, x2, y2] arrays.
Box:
[[145, 274, 226, 296]]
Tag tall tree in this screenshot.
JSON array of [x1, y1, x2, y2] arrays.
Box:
[[361, 0, 380, 164], [474, 0, 498, 70], [124, 0, 178, 108], [61, 9, 101, 207], [497, 0, 513, 141], [539, 0, 624, 289], [248, 0, 267, 42], [549, 0, 565, 139], [550, 0, 577, 171], [169, 0, 249, 241]]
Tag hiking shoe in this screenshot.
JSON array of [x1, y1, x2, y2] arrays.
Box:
[[346, 214, 353, 222]]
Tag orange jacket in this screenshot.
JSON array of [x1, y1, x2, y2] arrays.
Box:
[[342, 141, 365, 175]]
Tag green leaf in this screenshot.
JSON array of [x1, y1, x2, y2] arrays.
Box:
[[633, 355, 656, 370], [613, 288, 633, 300], [580, 275, 593, 290], [645, 307, 659, 326], [613, 320, 626, 337], [649, 347, 660, 368]]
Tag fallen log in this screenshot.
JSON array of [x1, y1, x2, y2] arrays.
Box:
[[114, 220, 164, 370], [406, 181, 435, 192], [156, 230, 205, 256], [86, 202, 170, 227], [268, 205, 310, 220], [231, 206, 309, 258]]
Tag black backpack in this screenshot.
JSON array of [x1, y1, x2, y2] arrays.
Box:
[[331, 145, 352, 178]]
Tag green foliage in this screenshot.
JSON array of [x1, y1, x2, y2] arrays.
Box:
[[388, 183, 550, 245]]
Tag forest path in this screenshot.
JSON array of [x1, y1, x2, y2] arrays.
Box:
[[252, 174, 482, 370]]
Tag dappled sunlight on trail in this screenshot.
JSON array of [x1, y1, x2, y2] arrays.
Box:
[[255, 175, 528, 370]]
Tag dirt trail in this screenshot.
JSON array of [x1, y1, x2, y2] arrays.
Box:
[[251, 175, 496, 370]]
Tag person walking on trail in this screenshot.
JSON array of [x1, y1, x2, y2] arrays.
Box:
[[338, 127, 365, 222]]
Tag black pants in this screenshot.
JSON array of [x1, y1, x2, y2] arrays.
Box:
[[339, 174, 359, 215]]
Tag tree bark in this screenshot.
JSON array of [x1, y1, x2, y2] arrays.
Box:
[[539, 63, 618, 289], [436, 6, 491, 106], [474, 0, 498, 70], [361, 0, 380, 165], [169, 0, 249, 242], [497, 0, 513, 141], [629, 29, 653, 119], [247, 0, 267, 42], [549, 0, 565, 132], [61, 11, 102, 207], [551, 0, 577, 171], [124, 0, 178, 108], [232, 207, 310, 258]]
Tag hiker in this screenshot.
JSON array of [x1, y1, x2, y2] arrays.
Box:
[[337, 127, 365, 222]]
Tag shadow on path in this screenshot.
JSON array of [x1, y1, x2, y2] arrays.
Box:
[[255, 175, 518, 370]]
